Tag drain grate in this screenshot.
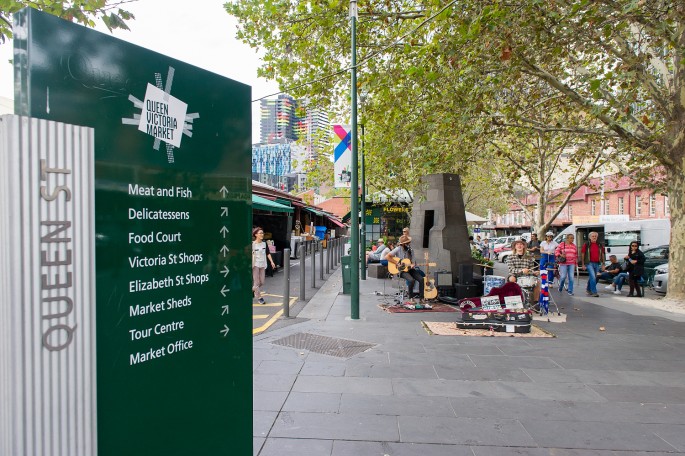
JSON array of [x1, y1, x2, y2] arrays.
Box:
[[271, 332, 375, 358]]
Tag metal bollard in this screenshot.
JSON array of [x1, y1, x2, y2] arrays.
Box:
[[299, 241, 306, 301], [325, 240, 330, 274], [329, 239, 333, 270], [319, 241, 324, 280], [311, 242, 316, 288], [283, 248, 291, 318]]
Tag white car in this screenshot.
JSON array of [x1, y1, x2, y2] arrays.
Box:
[[653, 263, 669, 294], [499, 248, 513, 264]]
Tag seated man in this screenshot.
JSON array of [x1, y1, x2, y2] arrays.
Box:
[[598, 255, 622, 288], [366, 238, 387, 264], [611, 271, 629, 294]]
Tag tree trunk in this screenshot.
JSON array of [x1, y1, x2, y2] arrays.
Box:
[[667, 165, 685, 302]]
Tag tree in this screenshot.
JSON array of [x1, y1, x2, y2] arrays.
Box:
[[1, 0, 135, 43], [227, 1, 685, 301], [435, 1, 685, 300]]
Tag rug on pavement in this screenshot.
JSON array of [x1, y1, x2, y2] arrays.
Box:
[[421, 321, 555, 337], [378, 303, 458, 313]]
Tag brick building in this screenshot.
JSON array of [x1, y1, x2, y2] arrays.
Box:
[[494, 173, 670, 235]]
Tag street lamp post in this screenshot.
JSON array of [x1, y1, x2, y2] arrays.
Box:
[[361, 123, 366, 280], [349, 0, 360, 319]]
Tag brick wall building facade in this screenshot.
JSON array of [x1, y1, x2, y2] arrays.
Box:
[[494, 173, 670, 234]]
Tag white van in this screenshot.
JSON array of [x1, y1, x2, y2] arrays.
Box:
[[553, 219, 670, 259]]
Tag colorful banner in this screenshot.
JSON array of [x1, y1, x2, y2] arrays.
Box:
[[333, 124, 351, 188]]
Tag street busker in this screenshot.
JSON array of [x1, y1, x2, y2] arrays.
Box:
[[386, 235, 425, 301], [580, 231, 606, 297], [625, 242, 646, 297], [540, 231, 558, 286], [252, 227, 275, 305], [554, 233, 578, 296], [506, 239, 540, 305]]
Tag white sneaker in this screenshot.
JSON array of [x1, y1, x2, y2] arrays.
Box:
[[613, 290, 621, 295], [604, 285, 614, 290]]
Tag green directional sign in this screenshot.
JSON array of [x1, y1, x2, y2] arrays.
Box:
[[14, 8, 252, 455]]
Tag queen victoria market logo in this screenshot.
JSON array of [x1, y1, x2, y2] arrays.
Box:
[[122, 66, 199, 163]]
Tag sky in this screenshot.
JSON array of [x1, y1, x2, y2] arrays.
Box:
[[0, 0, 280, 142]]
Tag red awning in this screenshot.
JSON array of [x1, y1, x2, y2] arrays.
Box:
[[328, 218, 346, 228]]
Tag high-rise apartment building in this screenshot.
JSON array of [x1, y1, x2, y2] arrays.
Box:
[[260, 95, 300, 143], [299, 104, 329, 159], [257, 95, 330, 191]]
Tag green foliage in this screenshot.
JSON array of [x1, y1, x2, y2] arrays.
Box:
[[0, 1, 134, 43], [471, 249, 493, 267], [227, 0, 685, 297]]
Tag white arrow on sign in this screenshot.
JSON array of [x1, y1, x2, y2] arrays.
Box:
[[220, 226, 229, 238], [219, 186, 228, 198], [221, 206, 228, 216], [221, 265, 230, 277], [220, 285, 230, 297], [222, 305, 229, 315], [220, 325, 229, 337], [220, 245, 229, 257]]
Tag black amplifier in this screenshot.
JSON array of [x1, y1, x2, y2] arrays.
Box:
[[455, 284, 479, 299]]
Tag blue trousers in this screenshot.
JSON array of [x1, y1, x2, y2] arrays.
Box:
[[586, 262, 600, 294]]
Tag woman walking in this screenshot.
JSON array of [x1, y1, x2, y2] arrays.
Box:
[[554, 233, 578, 296], [625, 242, 646, 297], [252, 227, 275, 304]]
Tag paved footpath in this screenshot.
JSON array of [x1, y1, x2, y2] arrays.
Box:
[[253, 269, 685, 456]]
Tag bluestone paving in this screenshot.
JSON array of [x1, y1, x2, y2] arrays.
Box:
[[252, 390, 289, 411], [397, 415, 536, 446], [252, 268, 685, 455], [647, 423, 685, 452], [434, 364, 534, 382], [299, 361, 347, 376], [566, 401, 685, 424], [519, 419, 678, 451], [339, 393, 456, 417], [331, 440, 474, 455], [281, 391, 341, 413], [449, 397, 576, 421], [589, 384, 685, 404], [344, 362, 440, 379], [253, 359, 304, 375], [292, 375, 393, 395], [270, 411, 399, 441], [258, 437, 334, 456]]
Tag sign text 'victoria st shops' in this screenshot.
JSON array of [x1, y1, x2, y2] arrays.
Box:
[[39, 159, 77, 351]]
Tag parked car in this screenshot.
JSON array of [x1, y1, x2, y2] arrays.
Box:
[[653, 263, 669, 294], [499, 248, 513, 264], [493, 236, 518, 258], [642, 245, 669, 271]]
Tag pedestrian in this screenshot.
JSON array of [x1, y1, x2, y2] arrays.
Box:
[[252, 227, 275, 305], [527, 233, 541, 267], [555, 233, 578, 296], [624, 241, 646, 297], [540, 231, 558, 286], [580, 231, 606, 297]]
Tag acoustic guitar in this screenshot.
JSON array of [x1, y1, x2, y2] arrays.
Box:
[[387, 258, 412, 275], [423, 253, 438, 300]]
